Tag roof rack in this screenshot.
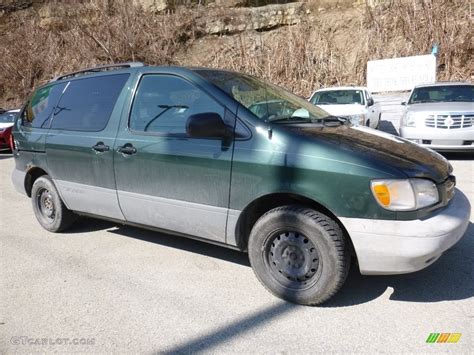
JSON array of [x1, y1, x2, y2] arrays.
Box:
[[51, 62, 145, 82]]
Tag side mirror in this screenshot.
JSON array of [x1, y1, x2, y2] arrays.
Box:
[[367, 98, 374, 106], [401, 101, 407, 106], [186, 112, 227, 139]]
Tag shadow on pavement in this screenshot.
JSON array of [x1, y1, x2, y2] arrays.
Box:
[[66, 217, 249, 266], [67, 217, 473, 306], [65, 217, 116, 233], [324, 221, 474, 307], [440, 152, 474, 161], [378, 120, 399, 136], [160, 302, 297, 354], [110, 223, 251, 267]]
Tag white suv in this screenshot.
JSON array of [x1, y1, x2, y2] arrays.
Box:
[[399, 82, 473, 152]]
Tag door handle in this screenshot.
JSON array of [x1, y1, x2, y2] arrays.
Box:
[[117, 143, 137, 155], [92, 141, 110, 152]]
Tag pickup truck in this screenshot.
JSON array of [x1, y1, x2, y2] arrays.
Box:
[[309, 86, 382, 129]]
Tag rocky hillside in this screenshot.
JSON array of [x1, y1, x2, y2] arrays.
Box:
[[0, 0, 471, 108]]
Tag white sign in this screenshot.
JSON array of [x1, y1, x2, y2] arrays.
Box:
[[367, 55, 436, 93]]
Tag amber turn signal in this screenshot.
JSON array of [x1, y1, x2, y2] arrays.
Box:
[[372, 184, 390, 207]]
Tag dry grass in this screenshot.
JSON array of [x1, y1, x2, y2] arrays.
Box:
[[207, 22, 346, 98], [355, 0, 472, 83], [0, 0, 471, 108], [0, 0, 201, 107], [205, 0, 472, 97]]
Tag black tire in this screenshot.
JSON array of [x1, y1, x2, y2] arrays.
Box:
[[248, 205, 350, 305], [366, 119, 371, 127], [31, 175, 76, 232], [375, 114, 381, 129]]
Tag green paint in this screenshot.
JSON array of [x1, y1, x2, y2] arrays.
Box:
[[13, 66, 452, 231]]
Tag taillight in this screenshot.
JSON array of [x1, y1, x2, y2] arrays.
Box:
[[9, 130, 15, 151]]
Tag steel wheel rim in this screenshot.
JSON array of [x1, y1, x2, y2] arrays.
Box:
[[37, 188, 55, 223], [264, 230, 322, 290]]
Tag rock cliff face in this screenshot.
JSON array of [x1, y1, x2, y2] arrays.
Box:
[[128, 1, 309, 35], [203, 2, 307, 35], [133, 0, 169, 12]]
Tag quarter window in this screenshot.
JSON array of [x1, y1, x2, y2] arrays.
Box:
[[51, 74, 129, 132], [129, 74, 224, 135], [21, 83, 66, 128]]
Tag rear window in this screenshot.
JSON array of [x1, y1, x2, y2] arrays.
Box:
[[408, 85, 473, 104], [50, 74, 129, 132], [310, 90, 364, 105], [21, 83, 66, 128]]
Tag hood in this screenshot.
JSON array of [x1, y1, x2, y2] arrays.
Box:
[[285, 124, 452, 183], [0, 122, 14, 130], [407, 102, 473, 113], [316, 104, 365, 116]]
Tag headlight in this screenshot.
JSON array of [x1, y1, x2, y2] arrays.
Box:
[[371, 179, 439, 211], [350, 114, 366, 126], [401, 111, 418, 127]]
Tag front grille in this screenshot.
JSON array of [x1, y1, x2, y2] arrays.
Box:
[[425, 113, 474, 129]]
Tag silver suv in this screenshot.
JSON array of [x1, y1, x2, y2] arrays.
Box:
[[399, 82, 473, 152]]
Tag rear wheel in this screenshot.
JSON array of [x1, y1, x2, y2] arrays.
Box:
[[248, 206, 350, 305], [31, 175, 76, 232]]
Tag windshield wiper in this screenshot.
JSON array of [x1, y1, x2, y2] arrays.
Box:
[[270, 115, 349, 126], [270, 116, 313, 124], [320, 115, 351, 126], [412, 100, 437, 103], [144, 104, 189, 131]]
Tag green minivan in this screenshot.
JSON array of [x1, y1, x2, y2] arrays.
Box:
[[11, 63, 471, 305]]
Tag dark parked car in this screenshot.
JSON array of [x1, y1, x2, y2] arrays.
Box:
[[11, 63, 471, 305]]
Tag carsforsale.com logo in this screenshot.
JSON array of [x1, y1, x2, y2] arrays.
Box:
[[10, 336, 95, 346], [426, 333, 462, 344]]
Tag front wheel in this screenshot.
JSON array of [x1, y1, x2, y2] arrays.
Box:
[[248, 206, 350, 305], [31, 175, 77, 232]]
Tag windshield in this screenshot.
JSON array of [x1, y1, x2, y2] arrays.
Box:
[[0, 111, 17, 123], [408, 85, 473, 104], [310, 90, 364, 105], [195, 70, 329, 122]]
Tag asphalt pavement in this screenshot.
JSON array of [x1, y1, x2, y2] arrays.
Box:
[[0, 148, 473, 353]]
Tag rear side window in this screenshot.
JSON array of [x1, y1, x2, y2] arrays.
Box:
[[21, 83, 66, 128], [51, 74, 129, 132]]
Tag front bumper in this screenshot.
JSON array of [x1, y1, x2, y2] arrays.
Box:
[[340, 189, 471, 275], [400, 126, 474, 151], [0, 138, 10, 150]]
